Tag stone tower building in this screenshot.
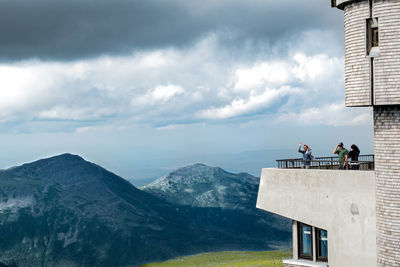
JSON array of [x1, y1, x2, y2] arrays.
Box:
[[256, 1, 400, 266], [332, 0, 400, 266]]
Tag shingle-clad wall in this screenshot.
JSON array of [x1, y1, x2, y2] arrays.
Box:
[[374, 106, 400, 267], [373, 0, 400, 105], [343, 0, 400, 106], [344, 0, 371, 106], [373, 1, 400, 265]]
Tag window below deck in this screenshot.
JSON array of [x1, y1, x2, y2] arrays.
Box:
[[317, 228, 328, 262], [298, 223, 313, 260], [297, 222, 328, 262]]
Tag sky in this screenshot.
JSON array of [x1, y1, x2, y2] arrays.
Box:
[[0, 0, 374, 181]]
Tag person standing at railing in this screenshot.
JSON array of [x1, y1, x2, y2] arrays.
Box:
[[348, 144, 360, 170], [298, 143, 313, 169], [333, 142, 349, 170]]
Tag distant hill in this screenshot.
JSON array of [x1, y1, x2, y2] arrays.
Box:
[[0, 154, 199, 266], [142, 163, 260, 209], [142, 164, 291, 250], [0, 155, 290, 267]]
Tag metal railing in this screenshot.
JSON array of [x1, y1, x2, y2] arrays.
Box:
[[276, 154, 374, 170]]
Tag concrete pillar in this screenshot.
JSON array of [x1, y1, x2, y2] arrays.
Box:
[[292, 221, 298, 260], [312, 227, 317, 262]]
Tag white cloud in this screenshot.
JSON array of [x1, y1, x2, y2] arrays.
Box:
[[278, 103, 372, 126], [75, 126, 96, 133], [137, 51, 170, 68], [38, 105, 116, 120], [133, 85, 185, 106], [234, 61, 291, 91], [198, 86, 292, 119], [0, 64, 56, 117], [156, 124, 183, 131], [152, 85, 184, 101], [0, 30, 356, 132], [196, 51, 344, 121], [293, 53, 343, 82]]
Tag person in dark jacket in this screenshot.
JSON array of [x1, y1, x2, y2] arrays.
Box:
[[298, 143, 313, 169], [348, 144, 360, 170]]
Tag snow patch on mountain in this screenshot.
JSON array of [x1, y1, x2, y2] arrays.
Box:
[[184, 188, 194, 193], [0, 197, 33, 212], [58, 226, 79, 248]]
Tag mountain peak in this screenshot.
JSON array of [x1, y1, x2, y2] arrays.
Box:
[[36, 153, 87, 165], [186, 163, 209, 168], [142, 164, 259, 209], [6, 153, 108, 187], [170, 163, 220, 176], [7, 153, 86, 170], [49, 153, 84, 161]]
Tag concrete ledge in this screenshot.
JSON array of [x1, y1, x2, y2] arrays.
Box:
[[256, 168, 376, 267], [283, 259, 328, 267]]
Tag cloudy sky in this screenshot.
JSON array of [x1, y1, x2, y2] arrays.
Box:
[[0, 0, 373, 180]]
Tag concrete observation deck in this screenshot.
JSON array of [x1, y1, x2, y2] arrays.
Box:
[[256, 168, 376, 267]]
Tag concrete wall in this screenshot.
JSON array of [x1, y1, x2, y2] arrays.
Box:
[[374, 106, 400, 266], [256, 169, 376, 267]]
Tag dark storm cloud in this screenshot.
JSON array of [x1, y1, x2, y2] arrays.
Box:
[[0, 0, 342, 61]]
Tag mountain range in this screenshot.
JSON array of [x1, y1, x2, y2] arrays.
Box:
[[0, 154, 290, 266]]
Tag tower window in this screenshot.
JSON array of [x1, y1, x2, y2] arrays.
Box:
[[372, 27, 379, 47], [367, 18, 379, 55]]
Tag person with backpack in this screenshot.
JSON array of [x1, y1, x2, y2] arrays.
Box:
[[298, 143, 313, 169], [348, 144, 361, 170]]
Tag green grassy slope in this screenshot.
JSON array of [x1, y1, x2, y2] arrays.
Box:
[[140, 250, 292, 267]]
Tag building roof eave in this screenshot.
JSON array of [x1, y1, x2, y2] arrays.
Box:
[[332, 0, 361, 10]]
